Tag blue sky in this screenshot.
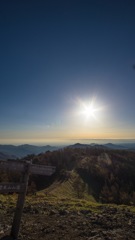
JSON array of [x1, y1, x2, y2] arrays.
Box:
[[0, 0, 135, 145]]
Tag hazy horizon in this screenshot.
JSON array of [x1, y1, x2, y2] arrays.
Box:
[[0, 138, 135, 146]]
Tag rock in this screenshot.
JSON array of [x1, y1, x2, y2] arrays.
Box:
[[58, 209, 69, 215], [80, 209, 91, 215], [49, 209, 58, 215]]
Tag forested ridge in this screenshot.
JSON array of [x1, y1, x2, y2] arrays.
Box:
[[1, 147, 135, 205]]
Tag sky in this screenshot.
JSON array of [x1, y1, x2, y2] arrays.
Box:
[[0, 0, 135, 145]]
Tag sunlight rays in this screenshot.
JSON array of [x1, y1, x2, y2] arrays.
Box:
[[76, 97, 104, 123]]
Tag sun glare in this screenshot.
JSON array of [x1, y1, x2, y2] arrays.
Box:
[[77, 97, 104, 122], [82, 102, 96, 118]]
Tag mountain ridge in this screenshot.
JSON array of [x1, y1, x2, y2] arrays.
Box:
[[0, 144, 60, 158], [0, 142, 135, 159]]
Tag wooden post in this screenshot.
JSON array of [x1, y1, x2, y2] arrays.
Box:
[[0, 159, 55, 239], [10, 161, 31, 240]]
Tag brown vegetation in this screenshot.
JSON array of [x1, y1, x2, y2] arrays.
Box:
[[1, 147, 135, 205]]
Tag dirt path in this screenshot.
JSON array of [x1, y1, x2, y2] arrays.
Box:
[[0, 202, 135, 240]]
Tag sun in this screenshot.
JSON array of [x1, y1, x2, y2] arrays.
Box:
[[81, 102, 96, 118], [77, 97, 103, 122]]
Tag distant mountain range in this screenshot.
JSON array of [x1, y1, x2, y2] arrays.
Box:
[[68, 142, 135, 150], [0, 144, 60, 159], [0, 142, 135, 160], [0, 152, 17, 160]]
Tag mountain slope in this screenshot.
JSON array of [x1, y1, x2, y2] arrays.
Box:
[[0, 144, 60, 158], [0, 152, 16, 160], [28, 146, 135, 205]]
